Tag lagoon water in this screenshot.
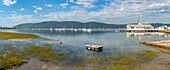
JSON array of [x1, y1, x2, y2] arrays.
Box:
[[1, 29, 170, 57]]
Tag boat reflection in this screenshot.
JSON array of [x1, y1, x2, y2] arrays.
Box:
[[86, 48, 103, 53], [127, 32, 169, 40]]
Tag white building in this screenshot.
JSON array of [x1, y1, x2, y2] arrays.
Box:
[[158, 25, 170, 30], [126, 23, 154, 31]]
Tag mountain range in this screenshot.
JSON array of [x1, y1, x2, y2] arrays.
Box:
[[13, 21, 170, 28]]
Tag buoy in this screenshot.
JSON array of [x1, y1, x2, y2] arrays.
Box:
[[60, 41, 62, 45]]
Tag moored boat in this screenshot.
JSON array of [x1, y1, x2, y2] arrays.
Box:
[[85, 44, 103, 50]]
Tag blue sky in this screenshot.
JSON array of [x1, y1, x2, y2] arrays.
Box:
[[0, 0, 170, 27]]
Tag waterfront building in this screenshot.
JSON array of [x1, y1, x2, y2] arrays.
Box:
[[126, 23, 155, 32], [158, 25, 170, 30]]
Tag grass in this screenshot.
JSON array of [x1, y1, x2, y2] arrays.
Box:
[[0, 31, 39, 39], [0, 43, 72, 69], [80, 50, 160, 70], [109, 65, 134, 70], [0, 53, 28, 70], [168, 53, 170, 55]]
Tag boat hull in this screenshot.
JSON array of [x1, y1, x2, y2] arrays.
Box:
[[85, 45, 103, 50]]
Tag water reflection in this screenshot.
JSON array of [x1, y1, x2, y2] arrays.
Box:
[[86, 48, 103, 53], [15, 30, 114, 36], [127, 32, 169, 40]]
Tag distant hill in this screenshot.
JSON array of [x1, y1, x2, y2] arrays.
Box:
[[13, 21, 170, 28], [13, 21, 127, 28]]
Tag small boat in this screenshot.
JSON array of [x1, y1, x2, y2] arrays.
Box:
[[85, 44, 103, 50], [86, 29, 92, 32], [82, 28, 87, 32], [74, 29, 78, 31]]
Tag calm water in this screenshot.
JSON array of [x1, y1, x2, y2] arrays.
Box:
[[1, 29, 170, 57]]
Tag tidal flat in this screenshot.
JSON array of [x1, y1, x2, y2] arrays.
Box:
[[0, 31, 169, 70]]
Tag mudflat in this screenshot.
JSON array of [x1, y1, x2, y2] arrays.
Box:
[[140, 54, 170, 70]]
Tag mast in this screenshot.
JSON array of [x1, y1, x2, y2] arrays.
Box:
[[137, 14, 142, 24]]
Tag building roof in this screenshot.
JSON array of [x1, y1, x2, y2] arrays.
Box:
[[127, 25, 154, 27], [160, 25, 168, 27]]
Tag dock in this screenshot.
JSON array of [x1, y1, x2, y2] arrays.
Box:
[[140, 40, 170, 49]]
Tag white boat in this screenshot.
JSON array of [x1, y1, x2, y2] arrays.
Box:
[[49, 28, 53, 31], [82, 28, 87, 32], [55, 28, 59, 31], [86, 44, 103, 50], [69, 28, 74, 31], [58, 28, 65, 31], [74, 29, 78, 31], [87, 29, 92, 32], [87, 23, 92, 32]]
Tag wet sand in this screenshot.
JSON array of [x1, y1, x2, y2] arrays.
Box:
[[11, 58, 83, 70], [140, 54, 170, 70], [12, 58, 62, 70]]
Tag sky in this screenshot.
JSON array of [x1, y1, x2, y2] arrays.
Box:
[[0, 0, 170, 27]]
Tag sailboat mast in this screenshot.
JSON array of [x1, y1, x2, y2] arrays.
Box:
[[137, 15, 141, 23]]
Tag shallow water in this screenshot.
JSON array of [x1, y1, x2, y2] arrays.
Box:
[[0, 29, 169, 57]]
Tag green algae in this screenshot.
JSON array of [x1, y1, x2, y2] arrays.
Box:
[[77, 50, 160, 70], [0, 31, 39, 40]]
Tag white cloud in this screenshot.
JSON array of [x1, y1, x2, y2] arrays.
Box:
[[0, 11, 3, 13], [59, 3, 68, 8], [32, 6, 42, 10], [39, 0, 170, 24], [70, 0, 74, 2], [3, 0, 170, 26], [76, 0, 96, 2], [34, 10, 38, 14], [40, 10, 89, 21], [32, 6, 42, 14], [4, 14, 48, 27], [74, 0, 96, 8], [7, 14, 33, 23], [45, 4, 53, 7], [71, 6, 84, 10], [12, 11, 16, 13], [19, 8, 24, 11], [3, 0, 17, 6], [110, 2, 116, 6]]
